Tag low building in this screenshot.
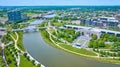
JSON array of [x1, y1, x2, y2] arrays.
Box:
[[64, 25, 120, 37], [99, 17, 119, 27], [71, 20, 81, 25]]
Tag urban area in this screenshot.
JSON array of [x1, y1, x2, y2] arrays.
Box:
[[0, 6, 120, 67]]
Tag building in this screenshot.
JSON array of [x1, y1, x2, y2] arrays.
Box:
[[71, 20, 81, 25], [64, 25, 120, 37], [21, 14, 28, 20], [99, 17, 119, 27], [8, 10, 22, 22], [81, 17, 119, 27]]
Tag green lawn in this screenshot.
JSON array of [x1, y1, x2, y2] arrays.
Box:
[[17, 32, 26, 51], [37, 21, 48, 27], [0, 56, 6, 67], [10, 32, 25, 51], [10, 32, 17, 40], [20, 55, 36, 67], [40, 30, 58, 48], [27, 12, 35, 16], [59, 44, 97, 56], [51, 22, 65, 27]]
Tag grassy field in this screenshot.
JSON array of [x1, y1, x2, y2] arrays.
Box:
[[25, 19, 35, 23], [59, 44, 97, 56], [51, 22, 65, 27], [40, 29, 58, 48], [10, 32, 25, 51], [0, 56, 5, 67], [17, 32, 26, 51], [10, 32, 17, 40], [26, 12, 35, 16], [37, 21, 48, 27], [20, 55, 37, 67]]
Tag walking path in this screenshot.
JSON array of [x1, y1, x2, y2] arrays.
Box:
[[5, 41, 13, 47], [1, 43, 9, 67], [10, 32, 21, 67]]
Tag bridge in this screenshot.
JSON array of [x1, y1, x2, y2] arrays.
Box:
[[32, 12, 55, 19], [12, 26, 53, 33]]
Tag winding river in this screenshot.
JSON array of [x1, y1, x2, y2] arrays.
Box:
[[23, 15, 120, 67]]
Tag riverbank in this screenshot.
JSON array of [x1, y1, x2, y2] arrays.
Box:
[[2, 31, 44, 67], [40, 29, 120, 65]]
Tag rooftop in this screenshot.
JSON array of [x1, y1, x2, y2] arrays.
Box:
[[65, 25, 120, 34]]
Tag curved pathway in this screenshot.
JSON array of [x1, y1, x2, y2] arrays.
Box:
[[1, 43, 9, 67]]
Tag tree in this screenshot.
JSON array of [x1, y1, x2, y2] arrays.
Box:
[[98, 40, 105, 47], [31, 60, 35, 65], [92, 34, 97, 40], [93, 41, 98, 48], [24, 53, 27, 57], [88, 40, 94, 48], [7, 58, 12, 64], [112, 42, 120, 51], [117, 51, 120, 57], [37, 64, 41, 67], [27, 56, 30, 61]]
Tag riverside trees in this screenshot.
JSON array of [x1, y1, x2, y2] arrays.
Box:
[[89, 33, 120, 57], [89, 34, 105, 48], [88, 34, 120, 49], [57, 29, 80, 42]]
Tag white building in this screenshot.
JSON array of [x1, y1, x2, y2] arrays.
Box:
[[64, 25, 120, 37]]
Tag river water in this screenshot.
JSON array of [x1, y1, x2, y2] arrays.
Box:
[[23, 15, 120, 67]]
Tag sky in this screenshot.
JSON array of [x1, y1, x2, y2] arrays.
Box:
[[0, 0, 120, 6]]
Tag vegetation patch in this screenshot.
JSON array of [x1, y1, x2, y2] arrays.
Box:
[[59, 44, 97, 56], [20, 55, 38, 67], [5, 45, 17, 67], [17, 32, 26, 51]]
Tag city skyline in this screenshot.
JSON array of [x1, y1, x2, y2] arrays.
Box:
[[0, 0, 120, 6]]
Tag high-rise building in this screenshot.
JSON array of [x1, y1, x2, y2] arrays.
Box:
[[7, 10, 22, 22]]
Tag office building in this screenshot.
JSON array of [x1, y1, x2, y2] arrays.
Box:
[[7, 10, 22, 22]]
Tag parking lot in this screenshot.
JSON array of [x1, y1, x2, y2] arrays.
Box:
[[72, 35, 91, 49]]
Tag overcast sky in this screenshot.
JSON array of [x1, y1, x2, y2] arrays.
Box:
[[0, 0, 120, 6]]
